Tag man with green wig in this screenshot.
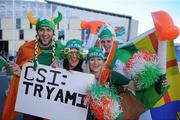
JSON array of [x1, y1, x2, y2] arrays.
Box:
[[2, 10, 65, 120]]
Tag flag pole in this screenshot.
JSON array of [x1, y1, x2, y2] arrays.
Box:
[[12, 0, 15, 56]]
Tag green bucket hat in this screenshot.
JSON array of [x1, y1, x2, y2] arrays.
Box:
[[66, 39, 83, 50], [87, 47, 104, 61], [99, 28, 113, 40]]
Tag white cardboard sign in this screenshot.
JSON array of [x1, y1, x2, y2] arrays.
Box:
[[15, 62, 95, 120]]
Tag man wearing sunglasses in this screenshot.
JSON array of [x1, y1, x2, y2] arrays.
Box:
[[61, 39, 87, 72]]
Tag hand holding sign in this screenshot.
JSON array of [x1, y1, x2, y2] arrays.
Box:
[[15, 62, 95, 120], [9, 62, 21, 76]]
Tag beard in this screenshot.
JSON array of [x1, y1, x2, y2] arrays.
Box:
[[38, 39, 52, 48]]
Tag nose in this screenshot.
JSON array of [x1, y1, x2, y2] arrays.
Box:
[[104, 41, 108, 47], [44, 30, 48, 35], [93, 59, 99, 64], [71, 52, 77, 58]]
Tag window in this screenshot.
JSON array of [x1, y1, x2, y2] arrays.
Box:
[[16, 18, 21, 29], [0, 19, 1, 29], [19, 29, 24, 40], [0, 29, 2, 39], [82, 29, 90, 44], [0, 41, 8, 57], [30, 23, 32, 29], [58, 30, 64, 40]]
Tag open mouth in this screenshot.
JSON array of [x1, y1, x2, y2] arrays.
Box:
[[92, 65, 101, 70]]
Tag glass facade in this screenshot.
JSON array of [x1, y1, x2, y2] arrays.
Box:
[[16, 18, 21, 29]]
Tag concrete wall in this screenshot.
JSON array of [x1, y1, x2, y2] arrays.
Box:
[[24, 29, 36, 40], [21, 19, 31, 30], [66, 30, 81, 40], [55, 5, 138, 42], [69, 18, 81, 30], [3, 29, 19, 40], [1, 19, 15, 29], [129, 19, 139, 40]]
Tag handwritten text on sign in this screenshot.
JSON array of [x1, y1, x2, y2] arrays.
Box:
[[15, 62, 95, 120]]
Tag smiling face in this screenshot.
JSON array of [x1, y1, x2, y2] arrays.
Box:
[[67, 48, 80, 70], [101, 37, 113, 53], [37, 27, 54, 47], [89, 57, 104, 77]]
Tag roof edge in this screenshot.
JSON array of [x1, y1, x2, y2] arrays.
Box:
[[45, 0, 132, 19]]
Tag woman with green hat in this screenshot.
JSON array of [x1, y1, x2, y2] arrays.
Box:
[[85, 47, 139, 120], [61, 39, 87, 72]]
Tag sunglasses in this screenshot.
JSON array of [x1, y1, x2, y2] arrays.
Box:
[[62, 48, 88, 59]]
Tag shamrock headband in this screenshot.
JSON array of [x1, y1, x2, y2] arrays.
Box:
[[66, 39, 83, 50], [62, 39, 88, 58]]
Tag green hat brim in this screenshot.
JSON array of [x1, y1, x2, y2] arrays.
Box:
[[36, 19, 55, 31]]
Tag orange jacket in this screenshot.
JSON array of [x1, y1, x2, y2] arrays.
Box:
[[2, 40, 41, 120]]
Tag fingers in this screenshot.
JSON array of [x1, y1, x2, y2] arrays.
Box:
[[128, 80, 139, 91], [9, 63, 18, 71], [9, 63, 21, 76], [14, 69, 21, 76], [51, 60, 61, 68], [162, 79, 169, 87]]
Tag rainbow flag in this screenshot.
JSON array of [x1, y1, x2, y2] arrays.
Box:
[[120, 28, 180, 119], [151, 73, 180, 120]]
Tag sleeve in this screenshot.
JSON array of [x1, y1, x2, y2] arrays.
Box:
[[16, 46, 24, 65], [0, 56, 7, 70], [0, 56, 12, 75], [111, 71, 130, 86], [155, 74, 168, 95]]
